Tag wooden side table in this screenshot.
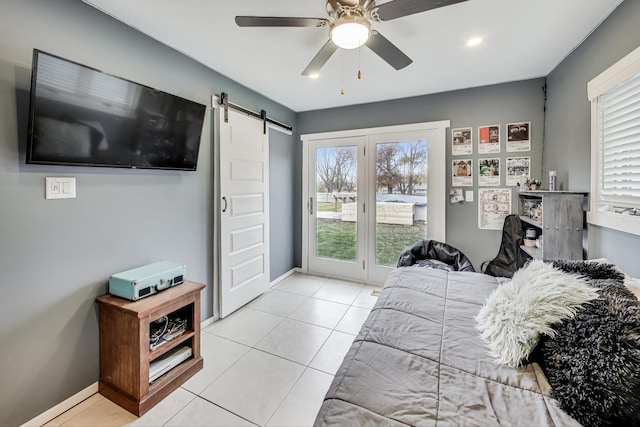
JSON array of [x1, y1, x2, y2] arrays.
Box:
[[96, 280, 205, 416]]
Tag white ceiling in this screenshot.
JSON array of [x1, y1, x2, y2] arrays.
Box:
[[83, 0, 623, 112]]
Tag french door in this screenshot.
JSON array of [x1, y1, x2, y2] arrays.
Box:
[[307, 137, 367, 281], [303, 122, 448, 284]]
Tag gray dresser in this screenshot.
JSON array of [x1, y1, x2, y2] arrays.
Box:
[[518, 191, 588, 260]]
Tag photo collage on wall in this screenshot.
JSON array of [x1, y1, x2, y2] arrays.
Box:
[[450, 122, 532, 229]]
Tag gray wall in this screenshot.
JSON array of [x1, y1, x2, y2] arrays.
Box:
[[545, 0, 640, 277], [270, 128, 297, 279], [298, 79, 546, 271], [2, 0, 636, 424], [0, 1, 297, 425]]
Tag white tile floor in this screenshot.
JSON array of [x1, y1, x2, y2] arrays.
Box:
[[44, 273, 380, 427]]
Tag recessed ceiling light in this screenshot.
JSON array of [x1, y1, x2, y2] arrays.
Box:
[[309, 73, 320, 79], [467, 37, 482, 47]]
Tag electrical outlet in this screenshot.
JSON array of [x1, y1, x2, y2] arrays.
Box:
[[46, 177, 76, 199], [465, 190, 474, 202]]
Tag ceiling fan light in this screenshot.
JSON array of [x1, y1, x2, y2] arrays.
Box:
[[467, 36, 483, 47], [331, 18, 371, 50]]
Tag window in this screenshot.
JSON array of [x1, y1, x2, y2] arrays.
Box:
[[587, 44, 640, 236]]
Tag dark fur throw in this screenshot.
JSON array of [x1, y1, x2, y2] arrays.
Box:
[[552, 259, 625, 287], [536, 261, 640, 427]]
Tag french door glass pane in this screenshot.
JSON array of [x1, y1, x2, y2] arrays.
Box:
[[315, 145, 358, 262], [375, 140, 428, 266]]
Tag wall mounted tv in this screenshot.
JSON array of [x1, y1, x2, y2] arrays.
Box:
[[27, 50, 206, 171]]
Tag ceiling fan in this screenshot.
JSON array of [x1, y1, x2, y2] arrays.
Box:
[[236, 0, 468, 76]]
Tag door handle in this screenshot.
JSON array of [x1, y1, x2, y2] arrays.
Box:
[[309, 197, 314, 215], [222, 196, 228, 213]]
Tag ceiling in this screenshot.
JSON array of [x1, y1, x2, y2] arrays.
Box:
[[83, 0, 623, 112]]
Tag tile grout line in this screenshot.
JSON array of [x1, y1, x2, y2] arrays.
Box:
[[260, 277, 353, 426], [182, 275, 368, 426], [263, 365, 321, 427], [177, 275, 371, 426], [159, 388, 198, 427], [201, 282, 333, 426], [48, 274, 367, 427], [183, 392, 260, 427], [249, 275, 362, 425], [184, 335, 252, 397]]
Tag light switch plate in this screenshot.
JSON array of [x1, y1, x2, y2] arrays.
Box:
[[46, 177, 76, 199], [465, 190, 474, 202]]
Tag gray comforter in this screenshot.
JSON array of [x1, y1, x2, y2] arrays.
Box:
[[314, 267, 581, 426]]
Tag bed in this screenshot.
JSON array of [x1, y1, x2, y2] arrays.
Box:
[[314, 263, 640, 427]]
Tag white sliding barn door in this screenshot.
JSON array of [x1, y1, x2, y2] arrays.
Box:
[[219, 109, 270, 318]]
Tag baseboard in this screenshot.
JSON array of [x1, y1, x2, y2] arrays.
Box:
[[25, 269, 301, 426], [26, 314, 217, 426], [21, 382, 99, 427], [269, 267, 298, 287], [25, 267, 301, 427], [200, 315, 216, 329], [296, 269, 383, 286]]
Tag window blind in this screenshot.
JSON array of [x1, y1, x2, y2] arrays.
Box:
[[600, 70, 640, 208]]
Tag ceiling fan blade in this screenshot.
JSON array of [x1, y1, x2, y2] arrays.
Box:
[[365, 31, 413, 70], [301, 40, 339, 76], [235, 16, 329, 28], [377, 0, 468, 21]]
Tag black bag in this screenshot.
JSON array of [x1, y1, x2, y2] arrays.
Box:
[[481, 214, 530, 278], [397, 239, 475, 272]]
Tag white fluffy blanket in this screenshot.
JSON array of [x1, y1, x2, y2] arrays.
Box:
[[475, 260, 599, 367]]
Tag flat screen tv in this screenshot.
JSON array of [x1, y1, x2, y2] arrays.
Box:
[[27, 50, 206, 171]]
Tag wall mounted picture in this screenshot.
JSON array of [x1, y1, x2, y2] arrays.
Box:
[[479, 188, 512, 230], [452, 127, 473, 155], [452, 159, 473, 186], [506, 122, 531, 152], [478, 158, 500, 186], [506, 156, 531, 186], [478, 125, 500, 154]]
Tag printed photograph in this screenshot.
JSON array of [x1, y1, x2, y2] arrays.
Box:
[[479, 158, 500, 186], [506, 122, 531, 152], [506, 156, 530, 185], [452, 127, 473, 155], [478, 125, 501, 154], [452, 159, 473, 186]]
